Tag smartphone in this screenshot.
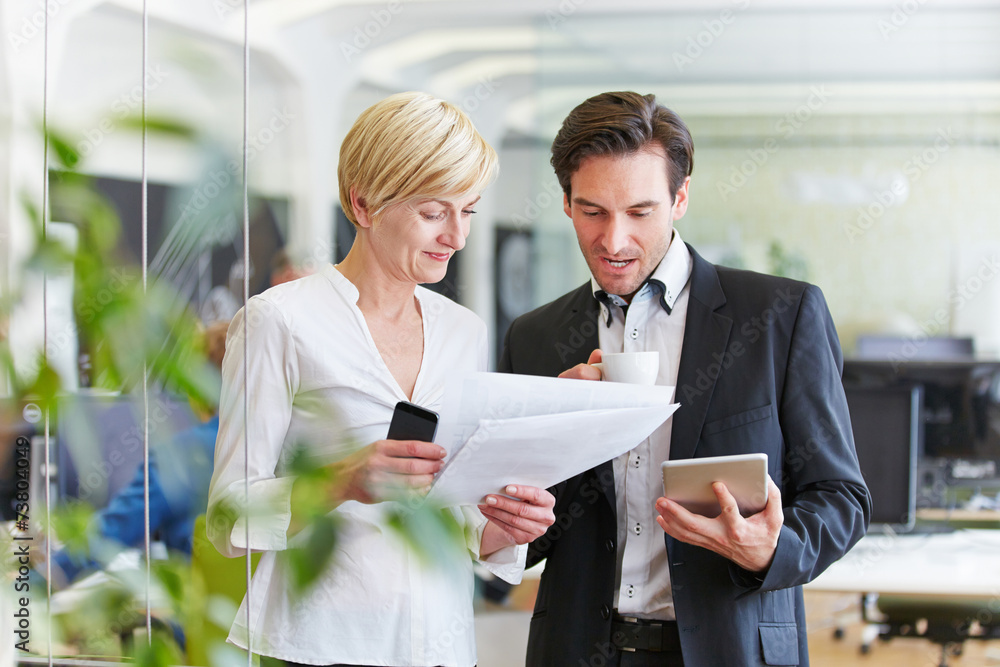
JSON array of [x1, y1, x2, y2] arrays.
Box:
[[386, 401, 440, 442]]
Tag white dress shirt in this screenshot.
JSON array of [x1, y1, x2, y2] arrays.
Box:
[[593, 230, 692, 621], [207, 264, 524, 666]]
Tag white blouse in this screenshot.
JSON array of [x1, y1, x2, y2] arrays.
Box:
[[206, 264, 524, 666]]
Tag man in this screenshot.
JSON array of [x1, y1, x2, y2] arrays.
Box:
[[499, 91, 871, 666]]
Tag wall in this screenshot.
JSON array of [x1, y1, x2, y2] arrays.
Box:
[[685, 112, 1000, 354]]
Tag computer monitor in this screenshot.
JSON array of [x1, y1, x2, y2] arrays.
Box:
[[844, 384, 922, 531], [55, 392, 198, 509]]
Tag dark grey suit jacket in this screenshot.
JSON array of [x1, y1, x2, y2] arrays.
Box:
[[499, 246, 871, 666]]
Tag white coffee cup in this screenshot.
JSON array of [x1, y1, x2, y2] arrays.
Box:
[[592, 351, 660, 385]]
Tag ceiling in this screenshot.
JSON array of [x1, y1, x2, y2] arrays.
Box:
[[73, 0, 1000, 141], [331, 1, 1000, 137]]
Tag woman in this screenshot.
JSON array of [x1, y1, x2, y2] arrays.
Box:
[[206, 92, 555, 666]]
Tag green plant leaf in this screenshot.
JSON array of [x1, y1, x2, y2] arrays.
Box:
[[282, 513, 340, 594], [387, 502, 466, 568]]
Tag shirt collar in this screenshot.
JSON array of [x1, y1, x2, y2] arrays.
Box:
[[326, 264, 360, 304], [590, 229, 693, 327]]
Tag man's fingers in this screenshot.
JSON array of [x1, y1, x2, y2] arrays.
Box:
[[558, 363, 602, 381], [765, 476, 781, 507], [656, 497, 706, 534], [712, 481, 741, 518], [558, 349, 603, 380]]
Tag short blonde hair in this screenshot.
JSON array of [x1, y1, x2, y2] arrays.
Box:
[[338, 92, 499, 227]]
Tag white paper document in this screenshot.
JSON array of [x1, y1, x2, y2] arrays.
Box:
[[427, 372, 679, 505]]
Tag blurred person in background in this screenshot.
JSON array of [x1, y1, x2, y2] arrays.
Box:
[[268, 248, 304, 287], [200, 260, 249, 325], [47, 319, 230, 587]]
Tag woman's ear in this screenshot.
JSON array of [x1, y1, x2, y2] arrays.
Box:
[[350, 187, 373, 229]]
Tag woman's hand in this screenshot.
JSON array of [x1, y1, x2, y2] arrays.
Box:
[[478, 485, 556, 557], [330, 439, 447, 505]]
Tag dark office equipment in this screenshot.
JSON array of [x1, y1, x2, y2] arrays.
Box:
[[841, 347, 1000, 665], [855, 335, 974, 361], [844, 384, 922, 529], [495, 227, 534, 363], [843, 356, 1000, 497], [0, 401, 39, 521], [55, 392, 198, 509]]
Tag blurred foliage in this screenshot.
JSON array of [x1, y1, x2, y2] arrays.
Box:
[[1, 117, 470, 666], [768, 240, 809, 281], [282, 445, 465, 595]]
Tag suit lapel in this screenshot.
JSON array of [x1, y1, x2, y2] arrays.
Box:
[[670, 247, 732, 461], [554, 283, 601, 367]]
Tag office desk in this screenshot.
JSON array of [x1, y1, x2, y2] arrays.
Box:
[[807, 529, 1000, 598], [917, 509, 1000, 530], [807, 530, 1000, 665]]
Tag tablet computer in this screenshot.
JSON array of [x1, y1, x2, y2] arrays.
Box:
[[661, 453, 768, 518]]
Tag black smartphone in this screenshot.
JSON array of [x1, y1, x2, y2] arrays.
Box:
[[386, 401, 439, 442]]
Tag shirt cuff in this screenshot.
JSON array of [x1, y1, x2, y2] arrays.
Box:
[[478, 542, 528, 585], [228, 476, 294, 552], [459, 505, 527, 584]]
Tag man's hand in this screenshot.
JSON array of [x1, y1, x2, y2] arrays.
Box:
[[331, 439, 446, 505], [479, 485, 556, 557], [655, 476, 783, 573], [558, 349, 603, 381]]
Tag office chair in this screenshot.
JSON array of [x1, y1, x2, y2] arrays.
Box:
[[862, 593, 1000, 667]]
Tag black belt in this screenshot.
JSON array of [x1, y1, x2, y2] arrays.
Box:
[[611, 613, 682, 652]]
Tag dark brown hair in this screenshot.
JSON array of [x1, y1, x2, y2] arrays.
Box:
[[551, 91, 694, 200]]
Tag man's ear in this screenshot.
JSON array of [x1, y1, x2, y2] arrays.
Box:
[[350, 187, 373, 229], [563, 192, 572, 218], [671, 177, 691, 221]]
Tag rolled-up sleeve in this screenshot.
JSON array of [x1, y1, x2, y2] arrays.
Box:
[[206, 295, 300, 557]]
